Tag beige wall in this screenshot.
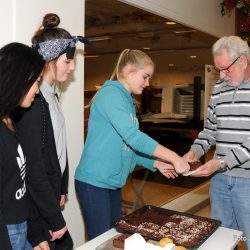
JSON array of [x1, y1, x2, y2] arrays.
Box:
[[120, 0, 235, 37]]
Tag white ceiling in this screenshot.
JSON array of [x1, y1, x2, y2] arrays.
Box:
[[85, 0, 217, 69]]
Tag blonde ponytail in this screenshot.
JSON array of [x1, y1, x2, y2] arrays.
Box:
[[86, 49, 154, 108]]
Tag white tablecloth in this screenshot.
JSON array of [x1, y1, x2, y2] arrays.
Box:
[[75, 226, 243, 250]]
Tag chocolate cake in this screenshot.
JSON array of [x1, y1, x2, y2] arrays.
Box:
[[156, 214, 218, 247], [115, 206, 220, 248], [136, 222, 160, 236], [189, 161, 202, 171], [113, 233, 131, 249]]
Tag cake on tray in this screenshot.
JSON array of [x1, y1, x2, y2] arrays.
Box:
[[115, 205, 220, 249]]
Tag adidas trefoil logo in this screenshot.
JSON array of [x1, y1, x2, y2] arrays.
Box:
[[15, 145, 27, 200]]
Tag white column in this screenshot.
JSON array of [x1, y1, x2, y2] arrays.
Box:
[[0, 0, 86, 247], [0, 1, 14, 46]]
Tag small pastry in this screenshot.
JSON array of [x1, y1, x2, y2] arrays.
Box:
[[158, 237, 173, 247]]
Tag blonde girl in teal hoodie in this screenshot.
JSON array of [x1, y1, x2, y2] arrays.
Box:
[[75, 49, 190, 240]]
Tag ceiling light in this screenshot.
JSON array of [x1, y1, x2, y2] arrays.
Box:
[[166, 21, 176, 25], [168, 63, 174, 67], [88, 36, 112, 42], [143, 47, 151, 50], [85, 55, 99, 58], [174, 29, 196, 34], [190, 55, 197, 59]]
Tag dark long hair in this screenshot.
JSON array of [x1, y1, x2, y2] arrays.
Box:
[[0, 42, 45, 118]]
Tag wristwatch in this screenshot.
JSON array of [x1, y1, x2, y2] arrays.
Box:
[[219, 158, 227, 172]]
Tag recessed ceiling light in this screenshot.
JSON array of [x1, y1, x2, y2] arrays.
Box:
[[168, 63, 175, 67], [166, 21, 176, 25], [174, 29, 196, 34], [85, 55, 99, 58], [88, 36, 112, 42], [190, 55, 197, 59]]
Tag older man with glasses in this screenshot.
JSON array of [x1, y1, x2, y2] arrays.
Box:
[[184, 35, 250, 250]]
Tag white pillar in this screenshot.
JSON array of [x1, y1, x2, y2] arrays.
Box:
[[0, 0, 86, 247]]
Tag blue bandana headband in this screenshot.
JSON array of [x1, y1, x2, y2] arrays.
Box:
[[32, 36, 89, 62]]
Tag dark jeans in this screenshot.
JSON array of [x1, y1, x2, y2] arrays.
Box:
[[75, 180, 122, 240]]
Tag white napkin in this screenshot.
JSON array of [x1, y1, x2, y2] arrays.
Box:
[[182, 170, 197, 176], [124, 233, 175, 250]]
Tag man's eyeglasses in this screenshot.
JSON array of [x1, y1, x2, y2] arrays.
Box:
[[214, 56, 240, 73]]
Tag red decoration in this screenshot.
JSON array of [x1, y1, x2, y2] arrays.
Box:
[[221, 0, 250, 34], [226, 0, 236, 10]]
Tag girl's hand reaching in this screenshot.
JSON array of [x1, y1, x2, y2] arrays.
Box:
[[154, 160, 178, 179], [171, 155, 190, 174], [152, 145, 190, 174]]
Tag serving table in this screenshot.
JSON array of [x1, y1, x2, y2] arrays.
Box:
[[75, 226, 243, 250], [75, 182, 243, 250]]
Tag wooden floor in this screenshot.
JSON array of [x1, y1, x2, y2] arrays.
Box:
[[122, 178, 189, 208], [122, 149, 215, 209]]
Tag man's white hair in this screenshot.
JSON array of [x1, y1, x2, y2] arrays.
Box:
[[212, 35, 250, 62]]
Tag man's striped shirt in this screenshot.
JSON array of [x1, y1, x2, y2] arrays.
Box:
[[191, 79, 250, 177]]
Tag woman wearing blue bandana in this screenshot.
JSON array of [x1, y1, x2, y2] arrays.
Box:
[[15, 13, 88, 250]]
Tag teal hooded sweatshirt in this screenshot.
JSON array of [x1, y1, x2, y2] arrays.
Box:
[[75, 80, 158, 189]]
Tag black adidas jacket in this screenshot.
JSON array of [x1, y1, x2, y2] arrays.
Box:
[[0, 121, 30, 250]]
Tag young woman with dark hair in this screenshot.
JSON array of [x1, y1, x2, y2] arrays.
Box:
[[0, 42, 44, 250], [15, 13, 88, 250]]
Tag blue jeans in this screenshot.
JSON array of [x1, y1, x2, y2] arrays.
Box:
[[210, 173, 250, 249], [75, 180, 122, 240], [7, 221, 32, 250]]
